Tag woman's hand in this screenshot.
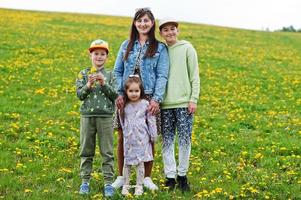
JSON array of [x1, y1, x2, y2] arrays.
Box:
[[188, 102, 197, 114], [116, 95, 124, 109], [148, 99, 160, 115]]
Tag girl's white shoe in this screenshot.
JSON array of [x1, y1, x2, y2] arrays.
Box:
[[134, 185, 143, 196], [143, 177, 158, 190], [121, 185, 130, 196]]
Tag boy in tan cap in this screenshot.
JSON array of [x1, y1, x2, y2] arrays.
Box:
[[158, 18, 200, 192], [76, 39, 118, 197]]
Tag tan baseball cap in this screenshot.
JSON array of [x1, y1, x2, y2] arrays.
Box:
[[158, 17, 178, 30], [88, 39, 109, 53]]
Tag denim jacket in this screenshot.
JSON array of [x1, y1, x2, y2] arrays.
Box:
[[113, 40, 169, 103]]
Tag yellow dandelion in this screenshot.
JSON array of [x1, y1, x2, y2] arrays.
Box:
[[16, 162, 24, 168], [56, 177, 65, 182], [91, 172, 100, 180], [24, 189, 32, 193], [254, 153, 263, 159], [90, 66, 97, 74], [0, 168, 9, 172], [77, 72, 83, 79], [59, 168, 72, 174], [215, 187, 223, 193], [287, 170, 297, 175], [35, 88, 45, 94], [226, 175, 232, 179], [92, 193, 103, 199]]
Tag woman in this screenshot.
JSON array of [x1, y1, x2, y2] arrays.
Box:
[[112, 7, 169, 191]]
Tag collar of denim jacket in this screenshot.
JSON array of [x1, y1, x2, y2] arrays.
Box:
[[134, 39, 150, 46]]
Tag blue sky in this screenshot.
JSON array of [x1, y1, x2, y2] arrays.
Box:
[[0, 0, 300, 31]]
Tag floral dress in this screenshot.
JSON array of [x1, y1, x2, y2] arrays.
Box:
[[120, 99, 157, 165]]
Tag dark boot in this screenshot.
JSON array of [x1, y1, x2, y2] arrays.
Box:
[[177, 175, 190, 192], [165, 178, 176, 190]]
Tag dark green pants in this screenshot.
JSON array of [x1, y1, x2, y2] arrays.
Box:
[[79, 117, 114, 184]]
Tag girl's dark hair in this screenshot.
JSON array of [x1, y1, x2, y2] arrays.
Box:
[[124, 8, 159, 60], [124, 76, 145, 104], [120, 76, 145, 123]]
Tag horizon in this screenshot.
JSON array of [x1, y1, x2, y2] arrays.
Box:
[[0, 0, 301, 31]]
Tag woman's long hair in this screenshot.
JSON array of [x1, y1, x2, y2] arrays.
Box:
[[124, 8, 159, 60]]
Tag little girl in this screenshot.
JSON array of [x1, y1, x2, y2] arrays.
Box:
[[119, 75, 158, 196]]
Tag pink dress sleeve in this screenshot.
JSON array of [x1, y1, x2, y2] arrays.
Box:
[[146, 111, 158, 142]]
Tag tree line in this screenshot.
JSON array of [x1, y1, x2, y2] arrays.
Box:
[[277, 25, 301, 32]]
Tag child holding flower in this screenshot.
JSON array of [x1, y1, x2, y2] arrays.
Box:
[[76, 39, 118, 197]]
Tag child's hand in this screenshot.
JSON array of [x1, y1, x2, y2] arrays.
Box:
[[95, 73, 106, 86], [188, 102, 197, 114], [87, 74, 97, 88], [99, 79, 105, 86]]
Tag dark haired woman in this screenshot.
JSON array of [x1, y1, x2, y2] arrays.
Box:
[[113, 8, 169, 190]]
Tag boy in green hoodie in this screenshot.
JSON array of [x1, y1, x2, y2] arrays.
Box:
[[159, 18, 200, 192], [76, 39, 118, 197]]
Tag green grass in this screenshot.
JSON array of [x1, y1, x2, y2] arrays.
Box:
[[0, 8, 300, 199]]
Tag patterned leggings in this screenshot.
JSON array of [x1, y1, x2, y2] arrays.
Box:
[[123, 162, 144, 186], [161, 108, 193, 178]]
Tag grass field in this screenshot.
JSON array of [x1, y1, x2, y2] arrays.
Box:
[[0, 8, 300, 199]]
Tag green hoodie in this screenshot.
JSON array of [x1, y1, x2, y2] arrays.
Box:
[[161, 40, 200, 109]]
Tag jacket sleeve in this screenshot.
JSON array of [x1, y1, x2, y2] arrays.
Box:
[[187, 45, 200, 103], [100, 71, 118, 102], [153, 44, 169, 103], [113, 41, 127, 96], [76, 71, 91, 100]]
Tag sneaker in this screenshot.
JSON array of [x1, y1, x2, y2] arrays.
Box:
[[104, 184, 115, 197], [143, 177, 158, 191], [134, 185, 143, 196], [121, 185, 130, 196], [165, 177, 176, 190], [79, 182, 90, 194], [177, 175, 190, 192], [112, 176, 125, 189]]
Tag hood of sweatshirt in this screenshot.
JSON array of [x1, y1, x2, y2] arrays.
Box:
[[168, 40, 190, 49]]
